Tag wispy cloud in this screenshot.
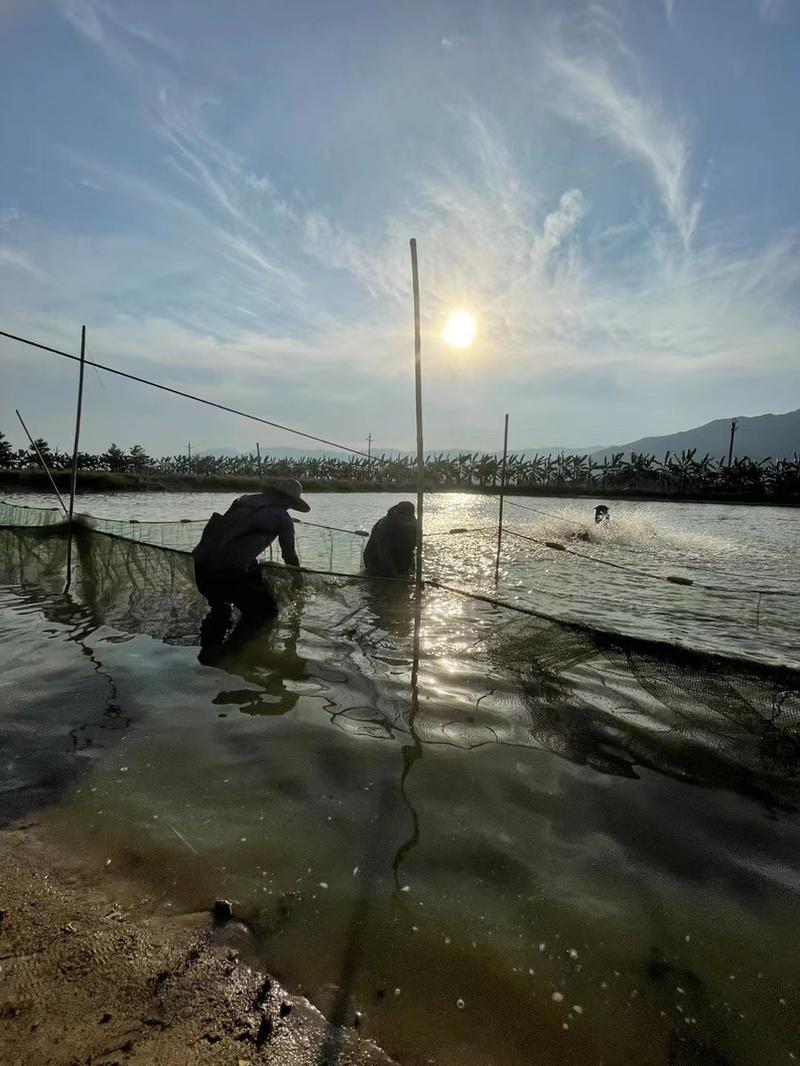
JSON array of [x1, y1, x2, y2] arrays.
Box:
[[0, 246, 44, 279], [545, 26, 701, 247], [77, 176, 106, 192], [60, 0, 179, 64], [531, 189, 587, 268], [1, 207, 23, 229], [758, 0, 800, 21]]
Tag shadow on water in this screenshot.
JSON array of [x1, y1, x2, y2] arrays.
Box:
[[316, 582, 423, 1066], [185, 569, 426, 1065], [391, 585, 423, 890], [197, 610, 308, 716], [315, 775, 398, 1065]]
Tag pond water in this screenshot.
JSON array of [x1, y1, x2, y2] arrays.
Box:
[[1, 491, 799, 1065], [5, 489, 800, 664]]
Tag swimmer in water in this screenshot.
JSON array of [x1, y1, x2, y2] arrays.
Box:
[[594, 505, 610, 524]]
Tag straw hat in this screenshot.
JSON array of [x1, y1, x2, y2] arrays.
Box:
[[261, 477, 311, 512]]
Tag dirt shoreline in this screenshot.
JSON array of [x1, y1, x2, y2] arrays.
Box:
[[0, 823, 395, 1066]]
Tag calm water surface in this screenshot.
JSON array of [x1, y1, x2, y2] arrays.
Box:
[[1, 491, 799, 1065]]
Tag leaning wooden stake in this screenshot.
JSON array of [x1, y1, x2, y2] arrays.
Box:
[[494, 413, 510, 584], [65, 325, 87, 590], [409, 238, 424, 588], [15, 408, 69, 516]]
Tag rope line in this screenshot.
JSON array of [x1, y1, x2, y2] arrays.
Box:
[[3, 498, 797, 600], [424, 525, 497, 538], [492, 495, 587, 526], [502, 527, 798, 598], [0, 328, 370, 459], [295, 518, 369, 537], [422, 578, 800, 672]]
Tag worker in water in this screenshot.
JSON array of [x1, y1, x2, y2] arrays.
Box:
[[594, 505, 610, 524], [363, 501, 417, 579], [192, 478, 309, 620]]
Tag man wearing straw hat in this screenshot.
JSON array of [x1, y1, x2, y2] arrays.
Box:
[[192, 478, 309, 620]]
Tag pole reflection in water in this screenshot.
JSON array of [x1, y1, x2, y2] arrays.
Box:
[[392, 583, 423, 890]]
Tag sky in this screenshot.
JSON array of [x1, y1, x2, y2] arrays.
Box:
[[1, 0, 799, 457]]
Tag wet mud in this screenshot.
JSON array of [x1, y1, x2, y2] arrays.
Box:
[[0, 824, 394, 1066]]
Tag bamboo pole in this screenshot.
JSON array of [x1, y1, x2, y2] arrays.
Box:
[[494, 413, 510, 584], [15, 409, 69, 516], [65, 325, 87, 590], [409, 238, 424, 588]]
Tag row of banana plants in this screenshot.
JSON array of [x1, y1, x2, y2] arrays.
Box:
[[2, 433, 799, 499]]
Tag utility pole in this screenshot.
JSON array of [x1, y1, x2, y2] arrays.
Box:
[[727, 418, 737, 467], [367, 433, 372, 478]]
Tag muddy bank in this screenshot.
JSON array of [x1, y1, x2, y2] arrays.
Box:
[[0, 824, 394, 1066]]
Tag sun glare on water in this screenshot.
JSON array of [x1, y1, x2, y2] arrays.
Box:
[[442, 309, 477, 348]]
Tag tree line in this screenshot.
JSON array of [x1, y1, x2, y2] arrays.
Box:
[[1, 432, 798, 499]]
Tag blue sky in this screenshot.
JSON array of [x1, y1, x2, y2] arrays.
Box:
[[1, 0, 799, 456]]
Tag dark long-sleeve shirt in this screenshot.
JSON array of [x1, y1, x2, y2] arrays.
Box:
[[193, 493, 299, 572]]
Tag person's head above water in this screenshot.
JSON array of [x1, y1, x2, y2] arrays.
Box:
[[387, 501, 416, 521], [594, 504, 610, 523], [260, 477, 311, 513]]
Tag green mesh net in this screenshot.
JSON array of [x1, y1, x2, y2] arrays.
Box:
[[0, 498, 366, 572]]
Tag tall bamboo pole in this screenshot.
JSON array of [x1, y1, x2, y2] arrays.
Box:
[[15, 409, 68, 516], [65, 325, 86, 590], [494, 413, 510, 584], [409, 239, 424, 588]]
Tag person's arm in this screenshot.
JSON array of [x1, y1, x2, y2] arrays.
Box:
[[278, 510, 300, 567]]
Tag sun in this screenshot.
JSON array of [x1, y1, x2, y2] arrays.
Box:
[[442, 309, 477, 348]]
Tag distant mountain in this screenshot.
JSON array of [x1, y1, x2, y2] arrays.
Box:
[[494, 446, 602, 459], [197, 446, 340, 459], [591, 409, 800, 462], [197, 447, 243, 458], [195, 411, 800, 465]]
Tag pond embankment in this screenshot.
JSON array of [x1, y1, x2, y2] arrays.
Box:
[[1, 468, 797, 505], [0, 823, 394, 1066]]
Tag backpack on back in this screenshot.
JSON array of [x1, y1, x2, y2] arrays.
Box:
[[192, 499, 257, 567]]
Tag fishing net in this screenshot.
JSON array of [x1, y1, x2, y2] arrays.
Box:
[[0, 499, 366, 572], [1, 501, 799, 811]]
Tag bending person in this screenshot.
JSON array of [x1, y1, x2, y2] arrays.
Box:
[[192, 477, 309, 620], [363, 501, 417, 579]]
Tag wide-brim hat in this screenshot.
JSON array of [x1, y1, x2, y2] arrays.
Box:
[[261, 477, 311, 513]]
